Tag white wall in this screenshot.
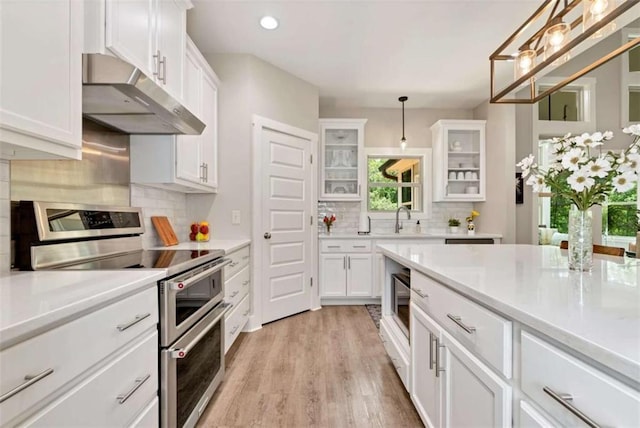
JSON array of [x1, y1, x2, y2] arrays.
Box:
[[319, 106, 473, 148], [1, 160, 9, 271], [130, 185, 189, 249], [473, 102, 517, 244], [186, 54, 319, 240]]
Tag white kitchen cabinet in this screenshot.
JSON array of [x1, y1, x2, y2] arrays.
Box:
[[130, 36, 219, 193], [520, 331, 640, 427], [0, 284, 158, 427], [320, 239, 373, 298], [441, 329, 511, 428], [431, 120, 486, 201], [519, 400, 558, 428], [410, 303, 442, 428], [0, 0, 82, 160], [224, 244, 251, 353], [410, 301, 511, 428], [86, 0, 190, 102], [319, 119, 367, 201]]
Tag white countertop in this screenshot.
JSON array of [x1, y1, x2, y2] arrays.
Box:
[[320, 232, 501, 240], [0, 270, 166, 350], [151, 239, 251, 254], [377, 243, 640, 383]]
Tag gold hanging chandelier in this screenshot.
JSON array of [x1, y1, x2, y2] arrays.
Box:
[[490, 0, 640, 104]]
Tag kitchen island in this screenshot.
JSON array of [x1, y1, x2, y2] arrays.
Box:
[[377, 243, 639, 427]]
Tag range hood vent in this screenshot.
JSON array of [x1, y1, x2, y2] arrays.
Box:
[[82, 54, 205, 135]]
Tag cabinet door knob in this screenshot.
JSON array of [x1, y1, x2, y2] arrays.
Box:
[[264, 232, 271, 239]]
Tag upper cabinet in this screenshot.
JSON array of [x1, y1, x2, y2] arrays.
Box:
[[130, 37, 219, 193], [0, 0, 83, 160], [431, 120, 486, 202], [85, 0, 191, 102], [319, 119, 367, 201]]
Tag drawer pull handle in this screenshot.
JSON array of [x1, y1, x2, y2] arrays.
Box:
[[328, 245, 340, 248], [117, 374, 151, 404], [429, 333, 435, 370], [353, 245, 367, 248], [447, 314, 476, 334], [230, 325, 240, 334], [242, 280, 250, 286], [413, 288, 428, 298], [543, 386, 600, 428], [230, 291, 239, 298], [117, 313, 151, 332], [0, 368, 54, 403]]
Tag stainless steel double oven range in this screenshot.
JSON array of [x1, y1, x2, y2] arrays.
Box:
[[14, 201, 232, 428]]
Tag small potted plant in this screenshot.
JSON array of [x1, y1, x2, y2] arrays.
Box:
[[466, 210, 480, 235], [448, 218, 461, 234]]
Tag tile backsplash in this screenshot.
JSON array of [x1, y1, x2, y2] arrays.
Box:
[[131, 184, 189, 249], [1, 160, 9, 272], [317, 200, 474, 235]]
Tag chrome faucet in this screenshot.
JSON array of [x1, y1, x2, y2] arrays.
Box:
[[395, 206, 411, 233]]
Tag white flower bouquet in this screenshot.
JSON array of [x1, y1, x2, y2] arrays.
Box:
[[517, 125, 639, 210]]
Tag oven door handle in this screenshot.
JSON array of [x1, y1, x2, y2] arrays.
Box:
[[167, 259, 231, 291], [170, 303, 233, 358]]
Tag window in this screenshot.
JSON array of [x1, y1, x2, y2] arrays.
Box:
[[621, 28, 640, 126], [364, 148, 431, 218], [368, 157, 422, 212], [603, 186, 637, 239], [538, 88, 581, 122]]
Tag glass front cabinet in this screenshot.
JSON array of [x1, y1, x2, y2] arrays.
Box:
[[431, 119, 486, 202], [319, 118, 367, 201]]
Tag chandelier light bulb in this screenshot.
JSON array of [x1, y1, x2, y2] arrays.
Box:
[[544, 22, 571, 65], [400, 139, 407, 151], [515, 49, 537, 80], [583, 0, 616, 39], [259, 16, 279, 30]]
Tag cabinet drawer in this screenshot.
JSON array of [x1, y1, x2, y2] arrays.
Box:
[[321, 240, 371, 253], [380, 320, 409, 390], [225, 295, 250, 353], [518, 400, 557, 428], [225, 265, 250, 308], [225, 246, 250, 279], [0, 286, 158, 425], [22, 331, 158, 427], [129, 397, 158, 428], [521, 331, 640, 428], [412, 271, 512, 378]]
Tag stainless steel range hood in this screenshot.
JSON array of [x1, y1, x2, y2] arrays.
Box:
[[82, 54, 205, 135]]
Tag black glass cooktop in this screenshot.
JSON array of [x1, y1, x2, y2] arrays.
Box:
[[60, 249, 224, 276]]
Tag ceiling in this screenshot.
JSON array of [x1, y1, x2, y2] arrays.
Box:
[[187, 1, 542, 110]]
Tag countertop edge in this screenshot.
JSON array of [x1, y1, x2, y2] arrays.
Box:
[[0, 270, 167, 350], [319, 233, 502, 240], [151, 239, 251, 255], [377, 244, 640, 385]]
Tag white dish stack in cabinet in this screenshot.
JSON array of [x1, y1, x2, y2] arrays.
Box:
[[431, 120, 486, 201], [84, 0, 191, 102], [224, 245, 251, 353], [130, 36, 219, 193], [0, 285, 159, 427], [0, 0, 83, 160], [319, 240, 373, 299], [319, 119, 367, 201]]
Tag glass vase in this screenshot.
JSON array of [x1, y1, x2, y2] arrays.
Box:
[[568, 206, 593, 271]]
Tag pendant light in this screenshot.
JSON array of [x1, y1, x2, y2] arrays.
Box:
[[399, 96, 408, 150]]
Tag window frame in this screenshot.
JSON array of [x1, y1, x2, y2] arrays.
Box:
[[364, 147, 432, 220], [621, 28, 640, 127]]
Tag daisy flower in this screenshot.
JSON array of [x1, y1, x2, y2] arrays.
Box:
[[613, 171, 637, 192], [567, 168, 595, 192], [584, 158, 611, 178], [561, 148, 588, 171], [516, 154, 536, 177]]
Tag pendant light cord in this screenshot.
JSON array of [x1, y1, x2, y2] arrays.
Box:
[[399, 96, 408, 143]]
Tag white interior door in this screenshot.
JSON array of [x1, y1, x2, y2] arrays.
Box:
[[261, 128, 313, 324]]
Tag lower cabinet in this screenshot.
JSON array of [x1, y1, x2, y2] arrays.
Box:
[[0, 284, 159, 427], [410, 302, 512, 428], [224, 245, 251, 353], [518, 400, 558, 428], [319, 253, 372, 297]]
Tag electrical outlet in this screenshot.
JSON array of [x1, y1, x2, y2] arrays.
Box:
[[231, 210, 241, 225]]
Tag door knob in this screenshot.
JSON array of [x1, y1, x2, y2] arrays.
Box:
[[264, 232, 271, 239]]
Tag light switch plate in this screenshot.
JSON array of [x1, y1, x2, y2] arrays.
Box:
[[231, 210, 241, 225]]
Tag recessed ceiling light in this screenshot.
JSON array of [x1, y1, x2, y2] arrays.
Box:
[[260, 16, 279, 30]]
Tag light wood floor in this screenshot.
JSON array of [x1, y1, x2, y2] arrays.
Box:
[[198, 306, 423, 427]]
